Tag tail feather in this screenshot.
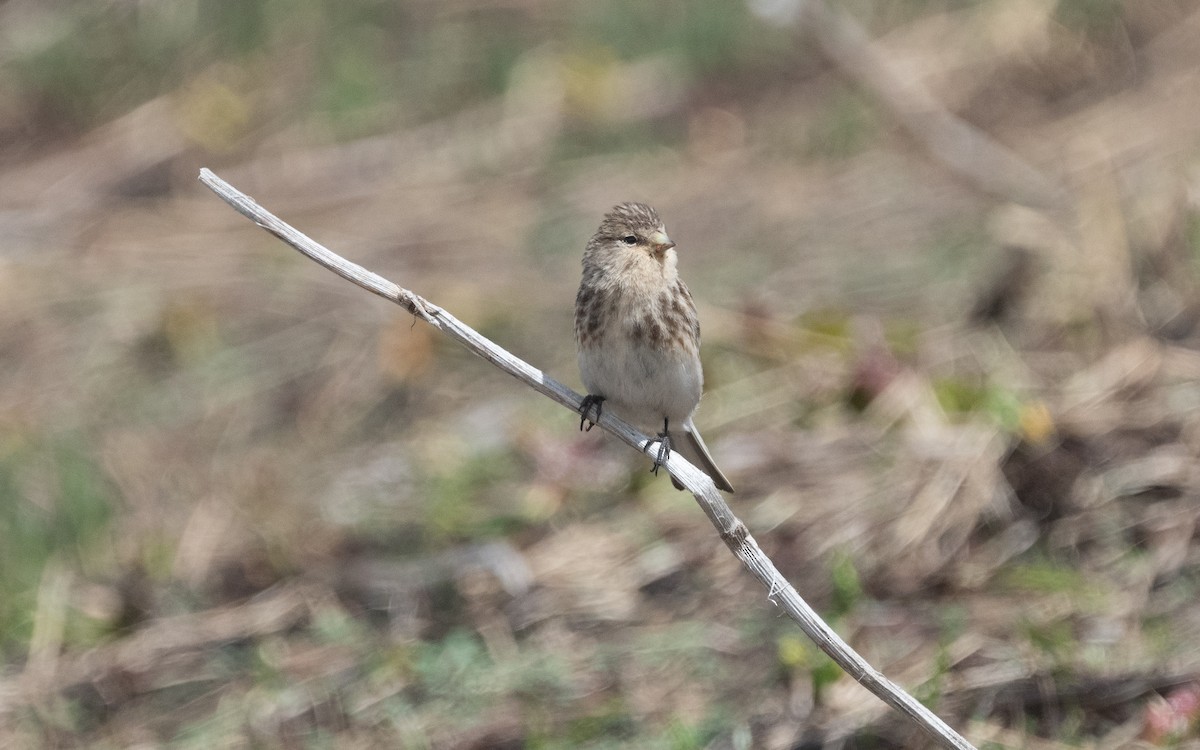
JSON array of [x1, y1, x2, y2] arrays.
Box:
[[669, 420, 734, 493]]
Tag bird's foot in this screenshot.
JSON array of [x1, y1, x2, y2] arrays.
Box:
[[579, 395, 605, 431], [650, 430, 672, 476]]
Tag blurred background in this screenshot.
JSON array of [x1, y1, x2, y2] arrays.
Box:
[[3, 0, 1200, 747]]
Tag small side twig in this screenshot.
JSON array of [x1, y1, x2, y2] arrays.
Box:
[[198, 168, 978, 750]]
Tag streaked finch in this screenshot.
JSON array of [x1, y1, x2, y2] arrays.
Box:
[[574, 202, 734, 493]]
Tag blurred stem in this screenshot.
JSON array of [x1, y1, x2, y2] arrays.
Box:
[[798, 0, 1067, 211]]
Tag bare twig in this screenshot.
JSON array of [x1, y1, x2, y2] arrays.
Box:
[[198, 167, 978, 750]]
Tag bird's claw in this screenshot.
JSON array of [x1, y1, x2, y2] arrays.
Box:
[[650, 430, 672, 476], [579, 395, 605, 432]]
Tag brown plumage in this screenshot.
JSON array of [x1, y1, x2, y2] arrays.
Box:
[[574, 202, 734, 493]]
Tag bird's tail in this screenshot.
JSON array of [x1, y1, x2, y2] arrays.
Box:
[[670, 419, 734, 493]]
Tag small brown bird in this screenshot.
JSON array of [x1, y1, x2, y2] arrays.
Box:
[[574, 202, 734, 493]]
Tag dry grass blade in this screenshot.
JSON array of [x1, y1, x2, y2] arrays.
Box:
[[198, 168, 979, 750], [5, 581, 319, 710]]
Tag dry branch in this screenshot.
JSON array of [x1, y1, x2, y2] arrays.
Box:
[[197, 167, 978, 750]]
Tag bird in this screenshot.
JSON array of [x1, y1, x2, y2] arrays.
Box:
[[574, 202, 734, 493]]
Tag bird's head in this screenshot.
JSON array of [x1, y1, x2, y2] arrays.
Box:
[[589, 202, 676, 261]]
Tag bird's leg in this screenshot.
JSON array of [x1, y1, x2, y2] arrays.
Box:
[[651, 417, 672, 475], [579, 395, 605, 431]]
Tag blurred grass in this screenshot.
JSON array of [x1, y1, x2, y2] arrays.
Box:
[[0, 435, 114, 659], [4, 0, 1200, 746], [4, 0, 795, 145], [1053, 0, 1125, 33]]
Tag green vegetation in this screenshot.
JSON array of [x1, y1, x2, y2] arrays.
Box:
[[0, 435, 114, 658]]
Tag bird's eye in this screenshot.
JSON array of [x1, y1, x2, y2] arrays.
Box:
[[621, 235, 638, 245]]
